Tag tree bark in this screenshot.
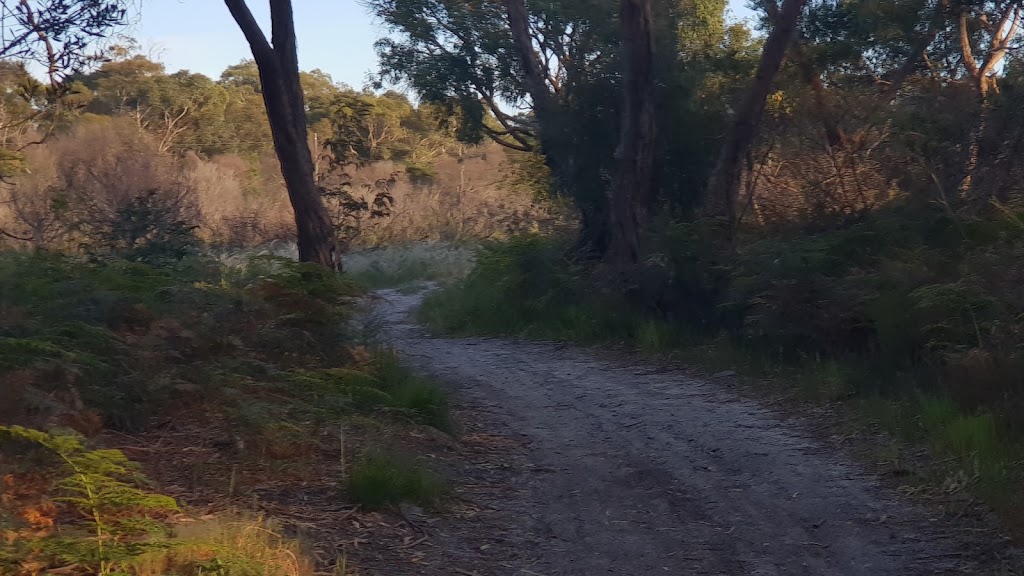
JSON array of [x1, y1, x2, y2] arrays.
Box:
[[704, 0, 807, 232], [503, 0, 567, 186], [224, 0, 338, 269], [608, 0, 656, 271]]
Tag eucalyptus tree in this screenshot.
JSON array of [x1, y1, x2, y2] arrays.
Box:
[[223, 0, 337, 268], [369, 0, 729, 255]]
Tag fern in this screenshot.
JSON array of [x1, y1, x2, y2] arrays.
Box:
[[0, 425, 177, 575]]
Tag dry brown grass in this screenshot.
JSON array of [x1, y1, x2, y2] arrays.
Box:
[[345, 144, 560, 246], [132, 516, 317, 576]]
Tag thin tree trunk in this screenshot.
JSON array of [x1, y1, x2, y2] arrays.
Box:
[[960, 91, 989, 198], [224, 0, 338, 269], [608, 0, 656, 271], [704, 0, 807, 233]]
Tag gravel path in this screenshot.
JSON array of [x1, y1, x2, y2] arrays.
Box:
[[376, 288, 1016, 576]]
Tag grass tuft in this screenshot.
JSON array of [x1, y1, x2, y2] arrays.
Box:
[[347, 450, 447, 510]]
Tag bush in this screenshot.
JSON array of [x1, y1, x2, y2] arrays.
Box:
[[80, 189, 200, 265], [419, 235, 620, 339]]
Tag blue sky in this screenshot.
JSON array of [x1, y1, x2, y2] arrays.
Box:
[[133, 1, 382, 87], [133, 0, 756, 87]]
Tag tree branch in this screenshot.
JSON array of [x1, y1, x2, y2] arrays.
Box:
[[223, 0, 275, 63]]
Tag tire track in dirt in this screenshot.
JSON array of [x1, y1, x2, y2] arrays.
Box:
[[376, 288, 1019, 576]]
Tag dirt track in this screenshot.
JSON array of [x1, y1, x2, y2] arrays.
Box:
[[375, 288, 1019, 576]]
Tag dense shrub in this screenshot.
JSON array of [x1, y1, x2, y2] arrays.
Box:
[[425, 204, 1024, 424], [420, 236, 630, 340]]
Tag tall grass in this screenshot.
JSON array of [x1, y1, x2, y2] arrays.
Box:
[[343, 242, 476, 289], [420, 236, 622, 339]]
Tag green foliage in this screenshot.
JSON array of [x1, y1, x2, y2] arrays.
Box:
[[60, 53, 462, 163], [228, 350, 451, 437], [0, 249, 451, 572], [368, 0, 748, 240], [0, 250, 451, 434], [85, 57, 229, 154], [419, 236, 607, 339], [419, 235, 689, 344], [347, 450, 447, 510], [371, 352, 452, 432], [0, 426, 177, 575], [916, 396, 1016, 494]]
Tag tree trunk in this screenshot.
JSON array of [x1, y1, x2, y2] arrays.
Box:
[[704, 0, 807, 232], [503, 0, 565, 183], [955, 4, 1019, 199], [764, 0, 844, 149], [224, 0, 338, 269], [608, 0, 656, 271]]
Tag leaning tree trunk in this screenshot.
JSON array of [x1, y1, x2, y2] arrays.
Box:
[[608, 0, 656, 271], [705, 0, 807, 234], [224, 0, 338, 269], [504, 0, 565, 182]]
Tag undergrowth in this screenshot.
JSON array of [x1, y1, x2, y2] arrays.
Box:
[[347, 450, 447, 510], [420, 206, 1024, 534], [0, 251, 451, 574]]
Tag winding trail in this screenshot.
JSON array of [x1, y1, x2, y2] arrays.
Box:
[[376, 288, 1016, 576]]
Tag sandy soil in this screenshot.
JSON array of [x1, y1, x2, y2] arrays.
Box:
[[371, 288, 1020, 576]]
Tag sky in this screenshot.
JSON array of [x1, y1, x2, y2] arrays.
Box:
[[132, 0, 757, 87], [132, 0, 383, 88]]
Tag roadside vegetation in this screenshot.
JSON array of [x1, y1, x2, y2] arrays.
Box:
[[0, 251, 451, 574], [421, 210, 1024, 533], [4, 0, 1024, 570], [357, 0, 1024, 541]]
